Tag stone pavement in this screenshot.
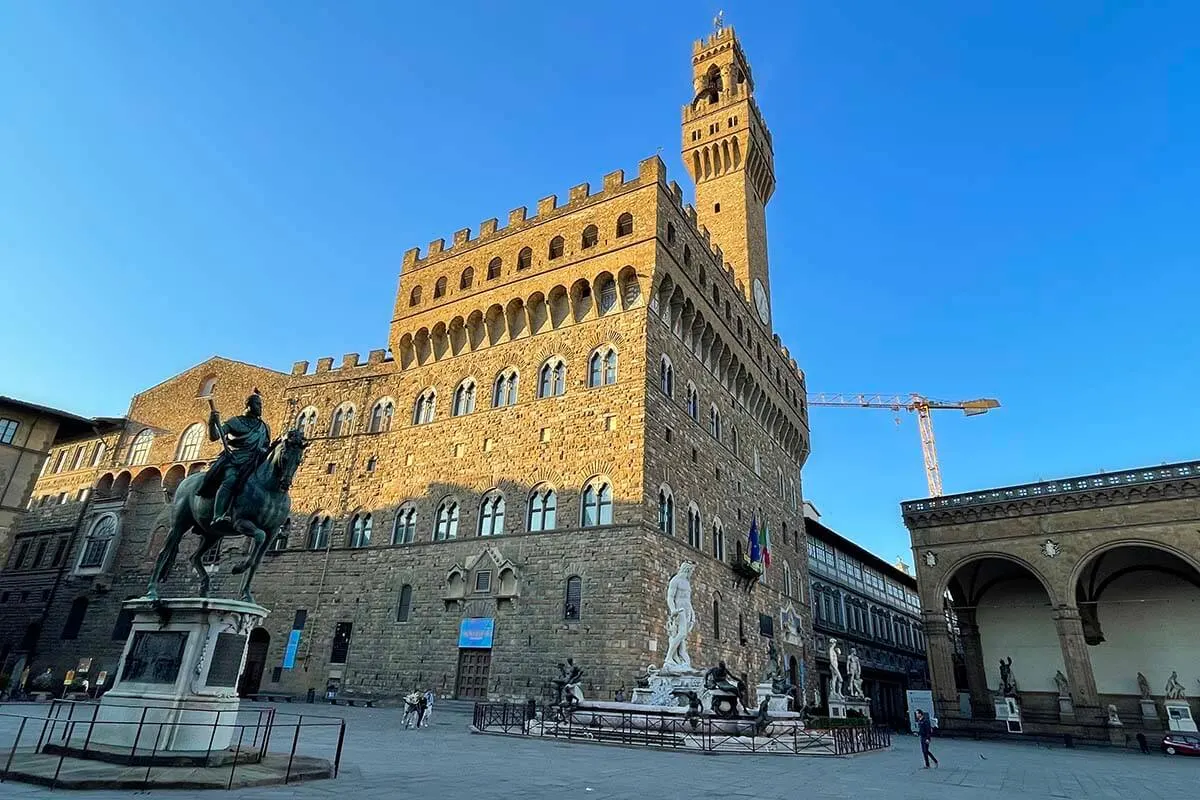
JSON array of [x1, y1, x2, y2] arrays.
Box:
[[2, 702, 1196, 799]]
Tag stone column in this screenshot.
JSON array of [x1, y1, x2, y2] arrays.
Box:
[[956, 608, 994, 718], [922, 611, 960, 721], [1053, 606, 1104, 727]]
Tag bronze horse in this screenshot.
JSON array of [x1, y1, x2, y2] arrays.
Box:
[[146, 428, 308, 604]]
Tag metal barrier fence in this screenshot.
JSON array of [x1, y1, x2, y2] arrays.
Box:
[[1, 698, 346, 790], [472, 702, 891, 756]]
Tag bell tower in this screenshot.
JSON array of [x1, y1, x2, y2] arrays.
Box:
[[682, 22, 776, 328]]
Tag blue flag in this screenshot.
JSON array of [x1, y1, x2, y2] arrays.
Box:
[[748, 515, 761, 564]]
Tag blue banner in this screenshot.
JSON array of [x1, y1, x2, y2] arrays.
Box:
[[282, 629, 302, 669], [458, 618, 495, 649]]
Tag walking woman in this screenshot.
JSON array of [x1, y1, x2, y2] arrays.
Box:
[[916, 709, 939, 768]]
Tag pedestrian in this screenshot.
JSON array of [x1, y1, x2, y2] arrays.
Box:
[[416, 691, 428, 728], [402, 690, 421, 729], [422, 689, 435, 727], [615, 686, 626, 703], [916, 709, 939, 769], [1136, 732, 1149, 754]]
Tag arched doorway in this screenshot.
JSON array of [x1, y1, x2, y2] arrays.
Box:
[[944, 556, 1059, 720], [238, 628, 270, 697], [1074, 544, 1200, 718], [788, 655, 800, 709]]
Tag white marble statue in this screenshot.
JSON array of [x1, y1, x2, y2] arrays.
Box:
[[828, 638, 844, 699], [1107, 704, 1122, 726], [1165, 671, 1187, 700], [847, 647, 864, 698], [662, 562, 697, 674]]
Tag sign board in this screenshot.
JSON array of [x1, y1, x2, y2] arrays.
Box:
[[76, 658, 92, 674], [122, 631, 188, 684], [905, 689, 937, 733], [206, 633, 247, 688], [282, 629, 302, 669], [458, 617, 495, 649]]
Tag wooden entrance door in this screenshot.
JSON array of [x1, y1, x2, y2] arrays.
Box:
[[455, 649, 491, 699]]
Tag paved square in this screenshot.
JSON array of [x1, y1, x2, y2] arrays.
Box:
[[3, 703, 1196, 799]]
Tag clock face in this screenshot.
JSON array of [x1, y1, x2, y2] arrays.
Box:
[[753, 279, 769, 324]]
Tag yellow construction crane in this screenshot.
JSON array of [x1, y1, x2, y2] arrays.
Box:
[[806, 394, 1001, 497]]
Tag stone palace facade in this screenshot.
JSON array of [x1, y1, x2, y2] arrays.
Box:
[[1, 26, 814, 704]]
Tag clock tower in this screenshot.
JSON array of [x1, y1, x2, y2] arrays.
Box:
[[682, 22, 776, 328]]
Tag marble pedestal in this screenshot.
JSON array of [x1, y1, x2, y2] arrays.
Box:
[[1165, 700, 1198, 733], [69, 598, 268, 758], [1140, 699, 1162, 729], [1058, 696, 1075, 723], [828, 693, 871, 721], [755, 683, 791, 713]]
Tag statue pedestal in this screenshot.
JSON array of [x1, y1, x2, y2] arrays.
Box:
[[828, 693, 871, 721], [630, 671, 704, 707], [1165, 700, 1198, 733], [995, 696, 1023, 733], [1058, 696, 1075, 723], [69, 598, 268, 758], [754, 682, 791, 713], [1141, 699, 1162, 729]]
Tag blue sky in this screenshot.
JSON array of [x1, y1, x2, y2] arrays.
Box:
[[2, 2, 1196, 561]]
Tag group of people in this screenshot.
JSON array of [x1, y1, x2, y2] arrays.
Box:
[[402, 689, 437, 729]]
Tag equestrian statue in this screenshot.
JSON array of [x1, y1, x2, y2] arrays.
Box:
[[145, 390, 307, 604]]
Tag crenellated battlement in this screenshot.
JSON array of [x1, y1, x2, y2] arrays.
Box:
[[290, 348, 392, 378], [400, 157, 668, 271]]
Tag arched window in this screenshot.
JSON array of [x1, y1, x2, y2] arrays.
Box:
[[271, 521, 289, 550], [330, 404, 355, 437], [687, 504, 702, 549], [396, 584, 413, 622], [658, 486, 674, 535], [683, 245, 692, 267], [408, 285, 422, 306], [296, 408, 318, 439], [580, 479, 613, 528], [369, 399, 395, 433], [667, 222, 676, 244], [712, 285, 720, 307], [564, 576, 582, 620], [412, 389, 436, 425], [176, 423, 204, 461], [460, 267, 474, 289], [588, 347, 618, 387], [754, 448, 761, 476], [777, 466, 785, 497], [78, 514, 117, 570], [452, 379, 477, 416], [434, 499, 460, 541], [517, 247, 533, 270], [659, 355, 674, 397], [527, 485, 557, 531], [127, 429, 153, 466], [71, 445, 87, 471], [616, 212, 633, 237], [492, 369, 519, 407], [350, 513, 372, 548], [784, 562, 794, 597], [712, 518, 725, 561], [548, 236, 564, 260], [709, 405, 721, 440], [713, 595, 721, 639], [581, 224, 599, 249], [307, 516, 331, 550], [433, 277, 447, 299], [686, 383, 699, 421], [91, 441, 107, 467], [61, 597, 88, 640], [731, 426, 739, 457], [699, 266, 707, 286], [392, 506, 416, 544], [198, 376, 217, 397], [538, 358, 566, 398], [478, 492, 505, 537], [487, 257, 502, 280], [597, 278, 617, 314]]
